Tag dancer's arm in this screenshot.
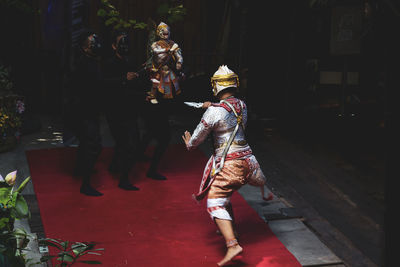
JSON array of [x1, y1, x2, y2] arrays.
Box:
[[182, 107, 216, 150]]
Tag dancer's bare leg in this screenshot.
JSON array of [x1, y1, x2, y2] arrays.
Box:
[[215, 203, 238, 238], [261, 185, 274, 201], [214, 218, 243, 266], [226, 202, 239, 238]]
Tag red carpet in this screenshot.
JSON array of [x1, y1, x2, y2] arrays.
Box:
[[26, 144, 301, 267]]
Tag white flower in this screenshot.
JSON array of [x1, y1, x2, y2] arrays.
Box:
[[5, 170, 17, 186]]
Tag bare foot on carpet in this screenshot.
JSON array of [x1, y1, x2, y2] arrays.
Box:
[[263, 192, 274, 201], [217, 245, 243, 266]]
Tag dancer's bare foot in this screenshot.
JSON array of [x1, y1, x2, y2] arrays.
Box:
[[217, 244, 243, 266], [263, 192, 274, 201]]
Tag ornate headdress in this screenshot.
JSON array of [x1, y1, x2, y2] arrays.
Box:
[[157, 22, 170, 39], [210, 65, 239, 96]]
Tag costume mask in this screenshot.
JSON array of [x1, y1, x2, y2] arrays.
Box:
[[116, 33, 129, 57], [87, 34, 102, 56], [211, 65, 239, 96], [157, 22, 170, 40]]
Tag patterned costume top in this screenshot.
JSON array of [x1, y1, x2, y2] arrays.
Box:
[[187, 97, 266, 200], [150, 40, 183, 72], [187, 97, 249, 158]]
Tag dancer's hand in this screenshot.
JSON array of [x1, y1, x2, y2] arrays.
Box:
[[182, 130, 191, 149], [145, 91, 157, 103], [127, 72, 138, 80], [202, 101, 211, 109]]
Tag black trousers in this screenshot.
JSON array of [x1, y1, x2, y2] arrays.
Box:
[[138, 100, 171, 172], [74, 114, 102, 181], [105, 110, 140, 178]]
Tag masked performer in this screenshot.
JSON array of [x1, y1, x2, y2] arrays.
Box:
[[69, 29, 104, 196], [146, 21, 183, 103], [137, 22, 184, 180], [182, 65, 272, 266], [103, 31, 141, 191]]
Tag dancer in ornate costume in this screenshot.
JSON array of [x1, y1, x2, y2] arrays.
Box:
[[182, 65, 272, 266]]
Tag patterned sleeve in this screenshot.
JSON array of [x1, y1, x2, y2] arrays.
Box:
[[173, 43, 183, 64], [187, 107, 217, 150]]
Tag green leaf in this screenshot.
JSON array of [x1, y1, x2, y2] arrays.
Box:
[[72, 245, 87, 255], [38, 239, 63, 250], [58, 253, 74, 262], [71, 243, 86, 249], [113, 24, 122, 30], [42, 237, 63, 244], [87, 252, 102, 255], [109, 9, 120, 17], [105, 17, 117, 26], [13, 227, 27, 235], [85, 243, 97, 250], [61, 240, 69, 250], [0, 217, 10, 229], [97, 8, 107, 17], [79, 260, 102, 264], [15, 194, 29, 218], [105, 3, 116, 10], [134, 22, 148, 29], [40, 255, 56, 262], [16, 176, 30, 193], [0, 187, 12, 201]]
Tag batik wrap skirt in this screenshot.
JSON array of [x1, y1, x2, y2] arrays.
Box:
[[205, 154, 266, 220]]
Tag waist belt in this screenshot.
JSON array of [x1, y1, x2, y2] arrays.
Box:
[[215, 140, 247, 149], [215, 149, 252, 162]]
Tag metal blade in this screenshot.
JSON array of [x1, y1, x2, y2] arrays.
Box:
[[184, 102, 203, 108]]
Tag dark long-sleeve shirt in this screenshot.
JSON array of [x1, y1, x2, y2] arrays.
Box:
[[69, 53, 104, 116], [102, 55, 148, 117]]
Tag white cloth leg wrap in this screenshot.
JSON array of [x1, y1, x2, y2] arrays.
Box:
[[207, 198, 232, 220]]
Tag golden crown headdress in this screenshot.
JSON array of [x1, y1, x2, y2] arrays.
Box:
[[210, 65, 239, 96]]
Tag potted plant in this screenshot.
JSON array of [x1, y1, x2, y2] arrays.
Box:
[[0, 171, 31, 266], [0, 64, 25, 153], [1, 171, 104, 266]]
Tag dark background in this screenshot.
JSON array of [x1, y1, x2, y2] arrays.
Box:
[[0, 0, 393, 120]]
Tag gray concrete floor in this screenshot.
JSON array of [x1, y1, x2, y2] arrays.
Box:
[[1, 110, 383, 267]]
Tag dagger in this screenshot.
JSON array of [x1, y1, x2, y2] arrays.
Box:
[[184, 102, 204, 109]]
